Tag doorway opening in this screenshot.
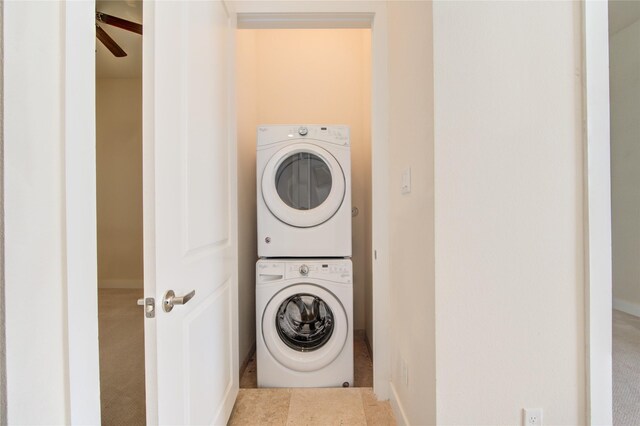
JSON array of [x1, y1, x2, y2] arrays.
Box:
[[608, 1, 640, 422], [57, 0, 390, 423], [95, 0, 145, 424], [235, 25, 375, 388]]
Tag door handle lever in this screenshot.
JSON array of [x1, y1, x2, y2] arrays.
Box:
[[163, 289, 195, 312]]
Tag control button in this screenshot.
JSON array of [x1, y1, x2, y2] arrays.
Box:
[[299, 264, 309, 275], [298, 126, 308, 136]]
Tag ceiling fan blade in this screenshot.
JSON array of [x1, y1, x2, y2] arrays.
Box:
[[96, 25, 127, 57], [96, 12, 143, 35]]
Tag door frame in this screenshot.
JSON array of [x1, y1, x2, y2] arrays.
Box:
[[64, 1, 102, 423], [231, 0, 392, 399], [582, 1, 613, 424]]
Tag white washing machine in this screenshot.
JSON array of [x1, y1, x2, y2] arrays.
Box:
[[256, 259, 353, 388], [257, 125, 351, 258]]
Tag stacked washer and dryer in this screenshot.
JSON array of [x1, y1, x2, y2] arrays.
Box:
[[256, 125, 354, 388]]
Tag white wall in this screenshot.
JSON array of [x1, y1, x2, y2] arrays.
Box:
[[433, 2, 585, 424], [4, 2, 100, 422], [386, 1, 436, 424], [4, 2, 68, 422], [0, 1, 6, 421], [236, 29, 372, 364], [4, 1, 102, 423], [96, 78, 143, 289], [610, 19, 640, 316]]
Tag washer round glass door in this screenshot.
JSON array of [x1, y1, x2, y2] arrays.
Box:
[[262, 143, 345, 228], [262, 283, 348, 372]]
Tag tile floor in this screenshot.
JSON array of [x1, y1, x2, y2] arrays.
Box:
[[228, 388, 396, 425], [232, 331, 396, 425]]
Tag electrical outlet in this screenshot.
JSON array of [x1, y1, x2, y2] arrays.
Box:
[[523, 408, 543, 426]]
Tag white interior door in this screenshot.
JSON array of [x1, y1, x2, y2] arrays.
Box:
[[142, 1, 238, 424]]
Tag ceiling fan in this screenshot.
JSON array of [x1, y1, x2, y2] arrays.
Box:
[[96, 11, 142, 58]]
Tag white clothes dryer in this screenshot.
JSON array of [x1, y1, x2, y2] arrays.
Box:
[[257, 125, 351, 258], [256, 259, 353, 388]]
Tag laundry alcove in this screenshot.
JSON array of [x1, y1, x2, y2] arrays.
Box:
[[235, 26, 374, 387]]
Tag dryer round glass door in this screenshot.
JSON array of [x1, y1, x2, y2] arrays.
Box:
[[262, 283, 348, 372], [276, 153, 332, 211], [262, 143, 345, 228]]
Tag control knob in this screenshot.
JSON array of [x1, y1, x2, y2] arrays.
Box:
[[299, 264, 309, 275], [298, 126, 308, 136]]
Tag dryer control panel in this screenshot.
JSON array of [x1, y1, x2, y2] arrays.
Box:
[[257, 124, 350, 147]]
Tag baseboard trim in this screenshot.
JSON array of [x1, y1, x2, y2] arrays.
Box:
[[389, 381, 410, 426], [98, 279, 143, 289], [613, 298, 640, 317]]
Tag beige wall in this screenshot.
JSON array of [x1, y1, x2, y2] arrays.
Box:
[[236, 29, 372, 364], [362, 30, 373, 352], [236, 31, 259, 364], [433, 2, 585, 424], [386, 2, 436, 424], [610, 19, 640, 316], [96, 78, 143, 289]]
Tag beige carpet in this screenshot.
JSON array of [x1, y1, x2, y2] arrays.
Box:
[[99, 288, 146, 426], [613, 309, 640, 425]]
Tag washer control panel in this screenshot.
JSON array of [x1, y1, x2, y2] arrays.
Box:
[[257, 259, 352, 284], [286, 260, 352, 283]]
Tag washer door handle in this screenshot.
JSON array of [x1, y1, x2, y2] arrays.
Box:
[[163, 289, 195, 312], [259, 274, 283, 282]]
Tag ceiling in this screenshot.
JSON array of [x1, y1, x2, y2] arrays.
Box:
[[609, 0, 640, 35], [96, 0, 142, 78], [94, 0, 638, 76]]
